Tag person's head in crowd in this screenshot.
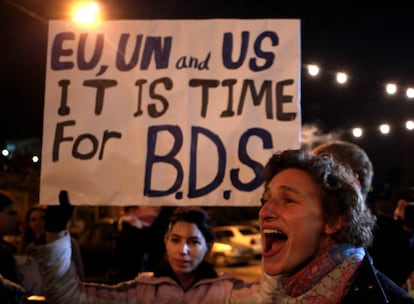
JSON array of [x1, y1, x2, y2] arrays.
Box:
[[0, 190, 21, 238], [393, 186, 414, 233], [118, 205, 162, 231], [22, 206, 46, 248], [259, 148, 376, 276], [135, 206, 161, 224], [164, 206, 215, 288], [312, 140, 373, 200]]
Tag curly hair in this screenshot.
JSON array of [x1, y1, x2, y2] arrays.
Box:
[[263, 148, 376, 248]]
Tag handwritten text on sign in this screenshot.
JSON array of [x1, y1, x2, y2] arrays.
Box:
[[40, 19, 301, 206]]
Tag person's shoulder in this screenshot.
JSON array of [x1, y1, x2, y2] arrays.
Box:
[[351, 255, 414, 303], [215, 271, 241, 280], [375, 271, 414, 303], [203, 271, 249, 289], [137, 271, 154, 278], [135, 272, 177, 285]]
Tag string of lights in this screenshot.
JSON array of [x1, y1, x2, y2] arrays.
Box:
[[303, 63, 414, 139], [52, 1, 414, 141], [4, 0, 412, 150]]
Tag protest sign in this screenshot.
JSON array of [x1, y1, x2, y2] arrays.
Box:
[[40, 19, 301, 206]]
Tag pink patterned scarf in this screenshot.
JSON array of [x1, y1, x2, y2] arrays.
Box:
[[272, 244, 365, 303]]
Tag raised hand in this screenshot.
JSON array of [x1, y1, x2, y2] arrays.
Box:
[[45, 190, 75, 232]]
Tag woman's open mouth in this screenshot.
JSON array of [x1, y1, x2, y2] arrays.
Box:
[[262, 228, 288, 257]]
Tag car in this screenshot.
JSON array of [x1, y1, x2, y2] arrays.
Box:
[[236, 219, 260, 232], [207, 240, 254, 267], [213, 225, 262, 258]]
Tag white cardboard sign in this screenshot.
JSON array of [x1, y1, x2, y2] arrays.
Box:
[[40, 19, 301, 206]]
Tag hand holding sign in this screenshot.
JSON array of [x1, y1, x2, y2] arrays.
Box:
[[45, 190, 74, 232]]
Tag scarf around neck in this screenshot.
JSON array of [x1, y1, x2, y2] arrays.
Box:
[[272, 244, 365, 304]]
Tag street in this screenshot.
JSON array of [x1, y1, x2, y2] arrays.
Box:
[[216, 258, 262, 282]]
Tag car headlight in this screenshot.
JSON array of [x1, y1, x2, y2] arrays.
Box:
[[213, 242, 232, 252]]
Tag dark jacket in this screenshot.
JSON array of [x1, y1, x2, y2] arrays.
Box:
[[0, 239, 20, 285], [113, 221, 151, 282], [343, 254, 414, 303], [0, 274, 25, 304], [368, 215, 414, 286]]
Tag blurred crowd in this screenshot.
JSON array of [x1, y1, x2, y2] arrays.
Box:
[[1, 142, 414, 303]]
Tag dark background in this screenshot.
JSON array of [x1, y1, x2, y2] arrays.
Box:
[[1, 1, 414, 207]]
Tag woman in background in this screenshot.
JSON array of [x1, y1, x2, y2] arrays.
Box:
[[33, 200, 275, 303], [22, 207, 47, 249], [22, 206, 85, 281]]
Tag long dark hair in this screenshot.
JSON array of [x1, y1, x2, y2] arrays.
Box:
[[22, 206, 46, 247], [167, 206, 215, 250]]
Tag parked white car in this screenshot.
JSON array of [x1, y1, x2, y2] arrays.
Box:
[[207, 241, 254, 267], [213, 225, 262, 257]]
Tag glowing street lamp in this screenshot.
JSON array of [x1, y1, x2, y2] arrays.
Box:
[[336, 72, 348, 84], [379, 123, 391, 135], [406, 88, 414, 99], [71, 1, 101, 25], [352, 127, 363, 138], [385, 83, 397, 95], [307, 64, 320, 76], [406, 120, 414, 131]]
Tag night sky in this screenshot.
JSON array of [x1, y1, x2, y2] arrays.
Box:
[[1, 1, 414, 199]]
